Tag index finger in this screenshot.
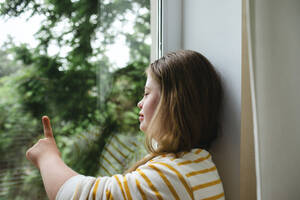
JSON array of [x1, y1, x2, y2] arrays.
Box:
[[42, 116, 53, 138]]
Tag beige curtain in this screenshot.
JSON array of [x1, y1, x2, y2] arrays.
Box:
[[240, 1, 256, 200], [246, 0, 300, 199]]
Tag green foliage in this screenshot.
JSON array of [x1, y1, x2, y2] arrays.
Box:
[[0, 0, 150, 199]]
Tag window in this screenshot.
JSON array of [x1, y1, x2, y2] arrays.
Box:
[[0, 0, 151, 199]]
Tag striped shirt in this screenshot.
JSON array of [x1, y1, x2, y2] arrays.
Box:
[[56, 148, 225, 200]]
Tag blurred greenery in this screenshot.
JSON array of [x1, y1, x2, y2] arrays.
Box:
[[0, 0, 150, 199]]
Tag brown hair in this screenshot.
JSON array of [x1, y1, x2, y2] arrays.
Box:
[[125, 50, 223, 173]]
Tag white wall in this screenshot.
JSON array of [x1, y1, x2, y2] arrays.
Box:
[[162, 0, 241, 199], [249, 0, 300, 199]]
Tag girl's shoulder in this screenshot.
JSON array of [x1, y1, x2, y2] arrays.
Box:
[[137, 148, 224, 200], [146, 148, 212, 165], [140, 148, 216, 178]]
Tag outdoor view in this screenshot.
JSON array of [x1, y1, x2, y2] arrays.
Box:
[[0, 0, 150, 199]]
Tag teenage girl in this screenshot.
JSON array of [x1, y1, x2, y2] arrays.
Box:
[[26, 50, 225, 200]]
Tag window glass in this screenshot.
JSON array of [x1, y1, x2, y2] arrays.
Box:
[[0, 0, 150, 199]]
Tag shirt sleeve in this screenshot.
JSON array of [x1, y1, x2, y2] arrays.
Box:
[[55, 161, 194, 200]]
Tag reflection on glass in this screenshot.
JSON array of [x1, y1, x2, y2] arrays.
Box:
[[0, 0, 150, 199]]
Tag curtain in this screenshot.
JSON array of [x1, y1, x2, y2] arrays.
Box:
[[246, 0, 300, 199]]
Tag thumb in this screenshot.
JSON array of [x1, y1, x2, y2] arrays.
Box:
[[42, 116, 53, 138]]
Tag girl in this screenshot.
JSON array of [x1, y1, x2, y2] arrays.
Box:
[[26, 50, 225, 200]]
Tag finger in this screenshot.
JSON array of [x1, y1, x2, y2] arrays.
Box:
[[42, 116, 53, 138]]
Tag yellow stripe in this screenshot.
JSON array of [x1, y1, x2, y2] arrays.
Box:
[[152, 162, 194, 200], [177, 154, 211, 166], [148, 164, 180, 200], [104, 147, 124, 166], [178, 160, 193, 166], [99, 163, 113, 176], [72, 184, 80, 200], [186, 166, 217, 177], [135, 179, 147, 200], [136, 169, 163, 200], [111, 142, 128, 159], [114, 136, 134, 153], [92, 178, 100, 200], [114, 175, 127, 200], [195, 149, 202, 154], [202, 192, 224, 200], [123, 176, 133, 200], [79, 134, 90, 145], [86, 183, 90, 200], [192, 179, 222, 191], [102, 155, 119, 172], [130, 141, 138, 147], [106, 189, 114, 200]]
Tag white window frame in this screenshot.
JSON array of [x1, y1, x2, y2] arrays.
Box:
[[151, 0, 183, 62]]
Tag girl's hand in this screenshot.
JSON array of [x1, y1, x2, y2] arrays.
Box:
[[26, 116, 61, 169]]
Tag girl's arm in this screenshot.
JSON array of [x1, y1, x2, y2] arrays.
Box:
[[26, 116, 78, 200]]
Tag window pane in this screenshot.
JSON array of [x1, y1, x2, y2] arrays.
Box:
[[0, 0, 150, 199]]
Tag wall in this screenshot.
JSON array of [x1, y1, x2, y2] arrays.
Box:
[[249, 0, 300, 199], [161, 0, 242, 199], [183, 1, 241, 200]]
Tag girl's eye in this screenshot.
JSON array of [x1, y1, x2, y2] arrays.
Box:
[[144, 92, 149, 97]]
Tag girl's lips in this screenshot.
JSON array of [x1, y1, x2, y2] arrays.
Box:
[[139, 115, 144, 122]]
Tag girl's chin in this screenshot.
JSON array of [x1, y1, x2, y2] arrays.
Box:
[[139, 123, 146, 132]]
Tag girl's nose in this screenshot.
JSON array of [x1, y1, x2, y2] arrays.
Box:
[[137, 100, 143, 109]]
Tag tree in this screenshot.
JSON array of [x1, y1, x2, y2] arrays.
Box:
[[0, 0, 150, 199]]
